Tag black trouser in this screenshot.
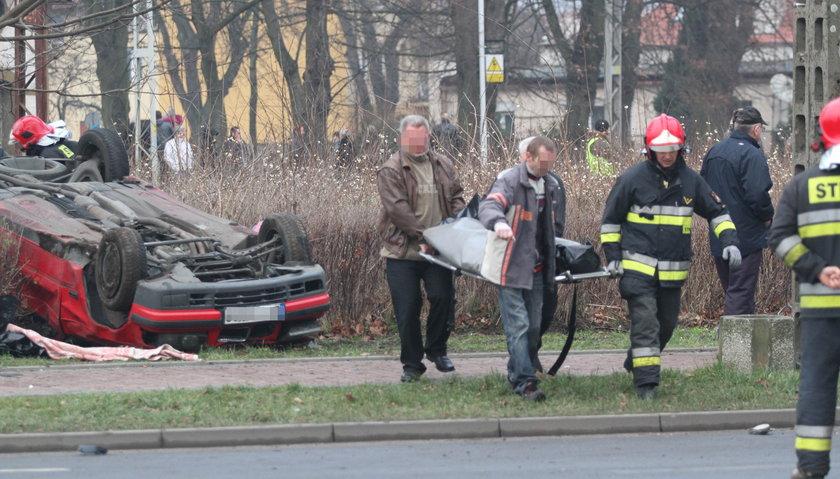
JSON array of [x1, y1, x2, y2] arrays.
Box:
[[619, 273, 681, 387], [385, 258, 455, 374], [795, 317, 840, 478], [713, 251, 762, 315]]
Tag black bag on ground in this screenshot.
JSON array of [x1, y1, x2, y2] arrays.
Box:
[[555, 238, 601, 274]]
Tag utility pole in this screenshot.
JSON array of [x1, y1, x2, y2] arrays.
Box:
[[603, 0, 622, 144], [131, 0, 159, 182], [478, 0, 487, 165]]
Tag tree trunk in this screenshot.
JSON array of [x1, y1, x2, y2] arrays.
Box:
[[452, 0, 479, 137], [654, 0, 756, 135], [621, 0, 644, 143], [85, 0, 130, 135], [303, 0, 333, 146], [563, 1, 605, 144]]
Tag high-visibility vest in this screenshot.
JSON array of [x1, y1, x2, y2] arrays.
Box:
[[586, 137, 614, 175]]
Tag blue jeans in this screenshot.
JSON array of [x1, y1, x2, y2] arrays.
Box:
[[498, 273, 543, 393]]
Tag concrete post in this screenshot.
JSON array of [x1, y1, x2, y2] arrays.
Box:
[[719, 315, 796, 372]]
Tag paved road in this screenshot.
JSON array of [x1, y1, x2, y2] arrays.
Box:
[[0, 429, 804, 478], [0, 349, 715, 396]]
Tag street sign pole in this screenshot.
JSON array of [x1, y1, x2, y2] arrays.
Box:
[[478, 0, 487, 165]]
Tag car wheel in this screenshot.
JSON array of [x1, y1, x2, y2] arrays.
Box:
[[257, 213, 313, 264], [95, 227, 147, 312], [77, 129, 130, 181], [0, 156, 68, 181]]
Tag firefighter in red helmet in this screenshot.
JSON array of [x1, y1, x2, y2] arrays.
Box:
[[600, 114, 741, 399], [10, 115, 77, 159], [771, 97, 840, 479]]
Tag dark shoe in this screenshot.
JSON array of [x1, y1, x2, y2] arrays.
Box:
[[520, 380, 546, 401], [791, 467, 825, 479], [427, 354, 455, 372], [400, 369, 423, 382], [636, 384, 657, 400]]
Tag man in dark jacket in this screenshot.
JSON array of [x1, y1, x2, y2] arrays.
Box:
[[377, 114, 465, 382], [478, 136, 561, 401], [701, 106, 774, 315], [601, 114, 741, 399], [431, 113, 463, 153]]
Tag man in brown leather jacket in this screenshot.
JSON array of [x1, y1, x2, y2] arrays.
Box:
[[377, 114, 465, 382]]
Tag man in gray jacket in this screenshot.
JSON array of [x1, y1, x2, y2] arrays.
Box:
[[478, 136, 561, 400]]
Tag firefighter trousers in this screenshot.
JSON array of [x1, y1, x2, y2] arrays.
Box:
[[619, 273, 681, 387], [795, 317, 840, 478]]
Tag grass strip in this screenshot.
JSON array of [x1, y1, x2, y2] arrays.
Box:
[[0, 363, 797, 434]]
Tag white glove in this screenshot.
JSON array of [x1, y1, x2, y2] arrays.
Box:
[[722, 245, 742, 269], [607, 260, 623, 277]]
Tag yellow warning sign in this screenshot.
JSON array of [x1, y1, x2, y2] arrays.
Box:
[[486, 55, 504, 83]]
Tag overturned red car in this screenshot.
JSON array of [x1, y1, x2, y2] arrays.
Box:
[[0, 128, 330, 350]]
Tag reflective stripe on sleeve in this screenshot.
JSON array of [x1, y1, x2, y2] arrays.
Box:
[[775, 235, 809, 267], [711, 214, 736, 238], [600, 224, 622, 243]]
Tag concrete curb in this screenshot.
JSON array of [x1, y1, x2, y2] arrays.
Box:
[[0, 408, 799, 454]]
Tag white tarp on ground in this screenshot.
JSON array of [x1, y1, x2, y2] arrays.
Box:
[[4, 323, 200, 361]]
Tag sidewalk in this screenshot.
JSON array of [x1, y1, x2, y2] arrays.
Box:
[[0, 348, 717, 396]]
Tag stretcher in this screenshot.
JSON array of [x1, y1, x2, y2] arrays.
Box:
[[419, 251, 612, 375]]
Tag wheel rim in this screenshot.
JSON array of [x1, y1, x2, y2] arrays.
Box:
[[99, 241, 122, 297]]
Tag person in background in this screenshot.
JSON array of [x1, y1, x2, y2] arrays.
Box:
[[431, 112, 463, 154], [163, 126, 194, 176], [336, 128, 355, 167], [224, 126, 248, 166], [156, 111, 174, 152], [700, 106, 774, 316], [586, 119, 614, 176], [377, 114, 464, 382]]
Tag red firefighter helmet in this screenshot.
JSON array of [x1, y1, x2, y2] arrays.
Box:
[[10, 115, 53, 150], [644, 114, 685, 153], [819, 97, 840, 149]]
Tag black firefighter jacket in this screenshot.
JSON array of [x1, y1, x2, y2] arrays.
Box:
[[600, 156, 739, 287], [769, 166, 840, 319], [700, 130, 774, 257]]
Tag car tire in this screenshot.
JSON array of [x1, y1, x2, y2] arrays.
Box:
[[95, 227, 147, 312], [257, 213, 313, 264], [77, 129, 130, 181], [0, 156, 68, 181], [67, 159, 104, 182]]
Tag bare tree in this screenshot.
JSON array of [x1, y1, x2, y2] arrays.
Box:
[[83, 0, 130, 135], [541, 0, 605, 144], [654, 0, 758, 133], [261, 0, 334, 147], [157, 0, 258, 149]]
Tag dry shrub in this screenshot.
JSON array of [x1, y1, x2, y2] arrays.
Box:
[[0, 225, 23, 297], [147, 133, 795, 337]]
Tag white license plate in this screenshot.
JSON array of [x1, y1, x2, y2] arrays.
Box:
[[224, 304, 286, 325]]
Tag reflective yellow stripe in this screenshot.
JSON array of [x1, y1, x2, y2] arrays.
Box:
[[600, 233, 621, 243], [659, 270, 689, 281], [784, 243, 809, 268], [796, 437, 832, 452], [57, 144, 74, 158], [622, 259, 656, 276], [633, 356, 661, 367], [713, 221, 736, 238], [801, 295, 840, 308], [799, 222, 840, 239], [627, 212, 691, 228]]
